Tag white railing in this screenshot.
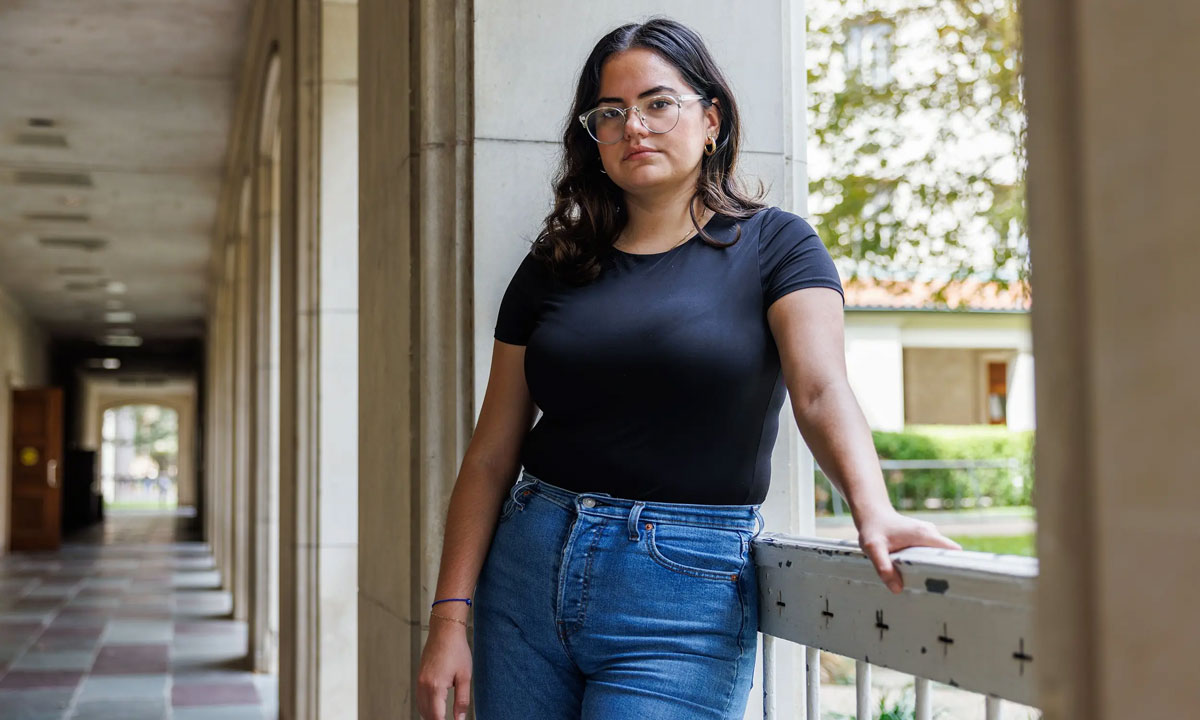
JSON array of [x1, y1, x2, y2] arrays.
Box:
[[753, 534, 1038, 719]]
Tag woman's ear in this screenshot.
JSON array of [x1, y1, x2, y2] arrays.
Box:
[[707, 98, 721, 138]]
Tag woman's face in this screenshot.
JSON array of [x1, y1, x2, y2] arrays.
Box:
[[593, 48, 720, 199]]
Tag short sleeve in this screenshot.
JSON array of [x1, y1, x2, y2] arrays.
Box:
[[494, 251, 550, 345], [758, 207, 845, 308]]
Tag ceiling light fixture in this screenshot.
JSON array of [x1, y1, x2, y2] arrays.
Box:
[[104, 311, 135, 323], [39, 237, 107, 252], [105, 281, 127, 294], [56, 267, 101, 276], [22, 212, 90, 223], [15, 170, 92, 188], [102, 335, 142, 347]]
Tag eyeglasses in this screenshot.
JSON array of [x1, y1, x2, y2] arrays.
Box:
[[578, 94, 707, 145]]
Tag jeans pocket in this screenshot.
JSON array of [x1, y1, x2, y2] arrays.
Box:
[[645, 522, 748, 582]]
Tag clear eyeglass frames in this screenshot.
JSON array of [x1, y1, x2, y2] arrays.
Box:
[[578, 94, 707, 145]]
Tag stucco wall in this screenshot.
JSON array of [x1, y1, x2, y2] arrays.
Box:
[[904, 347, 984, 424], [903, 346, 1025, 425], [845, 310, 1035, 430], [844, 322, 906, 430]]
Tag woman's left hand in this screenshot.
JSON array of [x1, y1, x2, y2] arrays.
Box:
[[856, 510, 963, 594]]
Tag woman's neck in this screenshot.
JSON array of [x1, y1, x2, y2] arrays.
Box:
[[618, 187, 709, 253]]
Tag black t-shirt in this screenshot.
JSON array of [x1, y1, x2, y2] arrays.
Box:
[[494, 205, 844, 505]]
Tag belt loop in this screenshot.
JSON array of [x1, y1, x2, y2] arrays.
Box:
[[627, 501, 646, 541], [752, 506, 765, 538], [511, 472, 537, 510]]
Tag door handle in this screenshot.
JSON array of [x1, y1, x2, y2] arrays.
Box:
[[46, 459, 58, 489]]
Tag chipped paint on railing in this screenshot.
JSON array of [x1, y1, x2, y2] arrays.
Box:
[[752, 533, 1038, 708]]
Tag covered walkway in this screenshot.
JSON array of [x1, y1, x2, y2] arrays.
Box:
[[0, 0, 1196, 719], [0, 513, 273, 719]]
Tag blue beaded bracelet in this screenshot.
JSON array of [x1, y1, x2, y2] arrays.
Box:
[[431, 597, 472, 608]]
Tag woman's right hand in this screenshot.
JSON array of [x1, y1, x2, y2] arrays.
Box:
[[417, 616, 473, 720]]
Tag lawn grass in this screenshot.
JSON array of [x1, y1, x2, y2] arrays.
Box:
[[105, 501, 179, 511], [948, 533, 1036, 557]]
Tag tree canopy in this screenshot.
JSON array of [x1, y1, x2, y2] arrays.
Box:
[[806, 0, 1027, 294]]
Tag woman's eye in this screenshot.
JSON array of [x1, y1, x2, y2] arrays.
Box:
[[648, 99, 671, 110], [598, 108, 622, 120]]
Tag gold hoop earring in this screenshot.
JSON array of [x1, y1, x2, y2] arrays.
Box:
[[704, 135, 717, 156]]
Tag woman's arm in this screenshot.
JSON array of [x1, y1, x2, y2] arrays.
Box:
[[767, 287, 961, 594], [417, 339, 537, 720], [428, 340, 538, 616]]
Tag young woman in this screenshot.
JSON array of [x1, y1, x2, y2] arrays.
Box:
[[417, 17, 961, 720]]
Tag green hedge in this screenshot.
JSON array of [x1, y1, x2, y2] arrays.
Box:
[[818, 425, 1035, 510]]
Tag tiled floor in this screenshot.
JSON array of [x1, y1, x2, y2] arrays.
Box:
[[0, 512, 276, 720]]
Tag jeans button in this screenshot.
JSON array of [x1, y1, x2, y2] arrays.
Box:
[[581, 498, 596, 508]]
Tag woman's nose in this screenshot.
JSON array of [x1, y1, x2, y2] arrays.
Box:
[[623, 108, 650, 140]]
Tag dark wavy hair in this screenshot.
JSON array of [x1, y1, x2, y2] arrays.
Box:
[[531, 16, 767, 285]]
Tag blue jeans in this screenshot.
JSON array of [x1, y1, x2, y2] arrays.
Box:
[[472, 469, 765, 719]]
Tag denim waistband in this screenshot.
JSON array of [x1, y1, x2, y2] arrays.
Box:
[[515, 468, 764, 536]]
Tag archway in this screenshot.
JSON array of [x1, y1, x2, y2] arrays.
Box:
[[80, 377, 199, 516], [99, 404, 180, 510]]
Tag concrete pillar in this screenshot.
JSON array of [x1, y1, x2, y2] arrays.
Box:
[[280, 0, 361, 716], [204, 299, 218, 562], [216, 242, 237, 594], [359, 0, 471, 716], [207, 0, 310, 703], [1006, 350, 1035, 432], [232, 180, 256, 624], [844, 322, 906, 432], [175, 396, 198, 508], [1026, 0, 1200, 717], [751, 3, 815, 716], [250, 65, 283, 672], [207, 279, 223, 584]]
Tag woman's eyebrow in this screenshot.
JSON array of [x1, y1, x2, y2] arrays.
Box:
[[596, 85, 677, 104]]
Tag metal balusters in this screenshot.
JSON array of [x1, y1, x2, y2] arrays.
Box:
[[855, 661, 871, 719], [762, 634, 776, 720], [915, 676, 933, 720], [805, 646, 820, 720]]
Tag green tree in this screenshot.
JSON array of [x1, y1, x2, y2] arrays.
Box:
[[806, 0, 1027, 292], [131, 405, 179, 479]]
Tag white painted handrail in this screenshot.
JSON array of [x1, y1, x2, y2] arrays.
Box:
[[753, 533, 1038, 718]]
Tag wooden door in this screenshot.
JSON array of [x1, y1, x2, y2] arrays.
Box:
[[986, 361, 1008, 425], [9, 388, 63, 551]]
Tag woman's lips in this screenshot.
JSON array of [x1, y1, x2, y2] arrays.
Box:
[[625, 150, 657, 160]]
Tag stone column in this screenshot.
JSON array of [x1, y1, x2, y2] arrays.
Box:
[[231, 181, 256, 624], [249, 98, 282, 673], [281, 0, 361, 716], [359, 0, 472, 716], [216, 242, 237, 595], [1025, 0, 1200, 717], [1006, 350, 1035, 432]]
